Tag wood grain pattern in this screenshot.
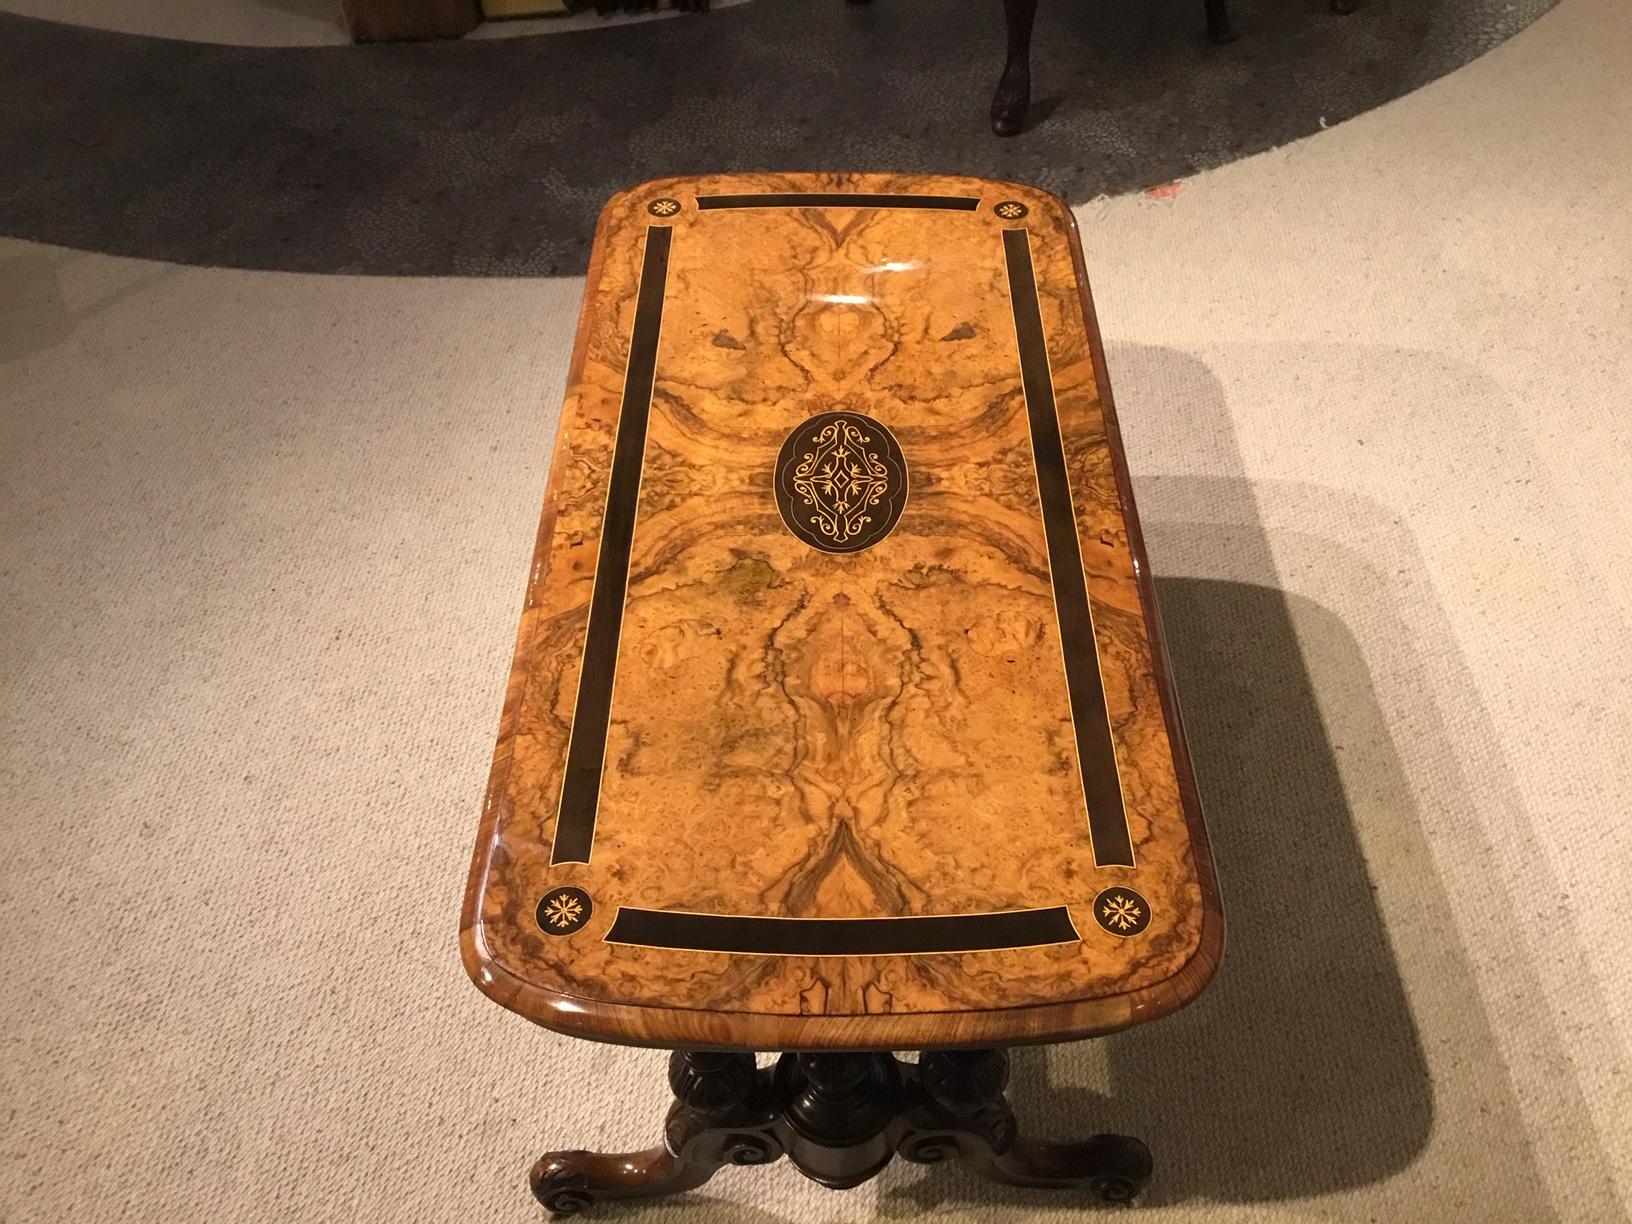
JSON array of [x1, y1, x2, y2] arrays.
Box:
[[461, 173, 1222, 1050]]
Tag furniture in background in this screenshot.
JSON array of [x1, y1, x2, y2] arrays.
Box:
[[341, 0, 477, 40], [984, 0, 1354, 135], [987, 0, 1235, 135], [342, 0, 1355, 136], [461, 172, 1224, 1214]]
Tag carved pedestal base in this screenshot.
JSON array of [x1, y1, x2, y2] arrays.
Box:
[[530, 1050, 1152, 1215]]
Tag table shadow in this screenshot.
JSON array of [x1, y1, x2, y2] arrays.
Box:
[[875, 575, 1432, 1211], [521, 343, 1591, 1220], [874, 341, 1579, 1216], [1100, 577, 1436, 1202]]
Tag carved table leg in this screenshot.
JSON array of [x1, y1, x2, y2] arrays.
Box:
[[530, 1052, 782, 1216], [991, 0, 1037, 136], [900, 1050, 1154, 1204], [777, 1052, 903, 1188], [529, 1047, 1150, 1213]]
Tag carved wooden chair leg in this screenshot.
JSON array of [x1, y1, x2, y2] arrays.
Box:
[[1204, 0, 1236, 44], [530, 1052, 784, 1216], [900, 1049, 1154, 1204], [991, 0, 1037, 136]]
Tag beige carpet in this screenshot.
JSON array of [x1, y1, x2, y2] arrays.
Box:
[[3, 0, 1630, 1219]]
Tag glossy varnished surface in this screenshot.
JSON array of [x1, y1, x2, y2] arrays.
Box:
[[462, 173, 1221, 1049]]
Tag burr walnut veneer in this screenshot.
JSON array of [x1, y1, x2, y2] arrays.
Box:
[[460, 173, 1222, 1211]]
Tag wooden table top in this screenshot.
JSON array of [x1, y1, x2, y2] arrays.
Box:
[[461, 173, 1221, 1051]]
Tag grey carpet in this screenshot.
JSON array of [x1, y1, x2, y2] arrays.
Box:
[[0, 0, 1552, 276]]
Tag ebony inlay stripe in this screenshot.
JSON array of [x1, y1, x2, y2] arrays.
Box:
[[604, 906, 1080, 956], [1001, 229, 1136, 868], [550, 224, 672, 866], [696, 193, 980, 212]]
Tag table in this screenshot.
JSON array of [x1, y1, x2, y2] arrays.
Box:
[[461, 172, 1222, 1214]]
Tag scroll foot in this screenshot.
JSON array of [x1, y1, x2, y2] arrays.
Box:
[[900, 1050, 1153, 1202], [529, 1052, 782, 1215]]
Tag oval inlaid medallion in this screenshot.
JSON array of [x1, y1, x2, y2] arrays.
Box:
[[774, 412, 908, 553]]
